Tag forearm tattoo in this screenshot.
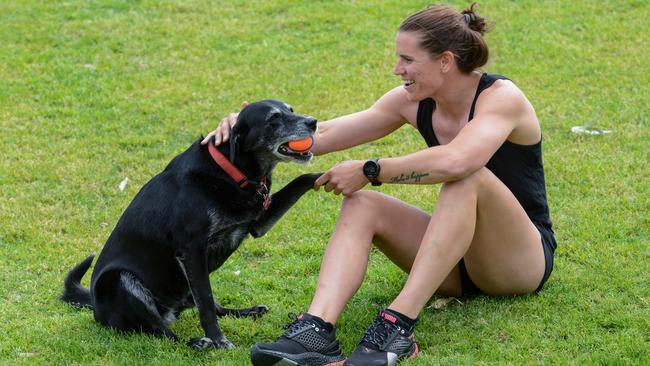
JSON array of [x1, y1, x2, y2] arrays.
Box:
[[389, 171, 430, 183]]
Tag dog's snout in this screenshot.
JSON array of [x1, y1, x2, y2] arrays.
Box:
[[305, 117, 317, 129]]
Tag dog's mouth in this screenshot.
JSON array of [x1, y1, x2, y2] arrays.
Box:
[[277, 136, 314, 162]]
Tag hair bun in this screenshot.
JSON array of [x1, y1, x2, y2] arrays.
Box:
[[461, 4, 487, 34]]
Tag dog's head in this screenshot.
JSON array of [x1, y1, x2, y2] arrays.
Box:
[[229, 100, 317, 165]]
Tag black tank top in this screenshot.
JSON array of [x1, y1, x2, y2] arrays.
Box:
[[416, 73, 555, 243]]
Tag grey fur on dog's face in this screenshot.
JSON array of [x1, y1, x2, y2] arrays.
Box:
[[232, 100, 317, 164]]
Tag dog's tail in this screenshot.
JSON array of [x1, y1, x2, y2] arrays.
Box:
[[61, 254, 95, 309]]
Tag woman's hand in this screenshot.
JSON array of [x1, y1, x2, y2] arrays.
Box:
[[315, 160, 369, 196], [201, 101, 249, 146]]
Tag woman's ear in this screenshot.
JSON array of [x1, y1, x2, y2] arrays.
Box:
[[440, 51, 455, 73]]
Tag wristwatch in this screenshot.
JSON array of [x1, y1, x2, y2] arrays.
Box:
[[363, 158, 382, 186]]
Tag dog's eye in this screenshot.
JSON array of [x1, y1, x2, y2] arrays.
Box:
[[268, 111, 282, 121], [282, 102, 294, 113]]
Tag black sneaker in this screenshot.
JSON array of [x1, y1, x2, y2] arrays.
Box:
[[344, 310, 419, 366], [251, 313, 346, 366]]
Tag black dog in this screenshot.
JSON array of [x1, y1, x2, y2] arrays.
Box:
[[62, 100, 321, 349]]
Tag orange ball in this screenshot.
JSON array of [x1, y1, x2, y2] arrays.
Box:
[[287, 136, 314, 152]]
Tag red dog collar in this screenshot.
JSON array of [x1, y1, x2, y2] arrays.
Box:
[[208, 143, 271, 210]]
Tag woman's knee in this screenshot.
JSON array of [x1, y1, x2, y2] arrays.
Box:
[[338, 190, 401, 240], [439, 168, 489, 198], [340, 189, 382, 213]]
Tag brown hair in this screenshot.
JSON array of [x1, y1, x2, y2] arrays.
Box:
[[399, 3, 489, 73]]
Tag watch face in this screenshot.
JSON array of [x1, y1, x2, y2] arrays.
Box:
[[364, 161, 379, 178]]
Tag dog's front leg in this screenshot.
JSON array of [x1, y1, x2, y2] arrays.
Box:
[[180, 248, 234, 350], [249, 173, 322, 238]]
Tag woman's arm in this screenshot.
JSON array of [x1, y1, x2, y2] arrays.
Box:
[[312, 86, 409, 155], [316, 84, 536, 195], [202, 87, 410, 155], [379, 85, 538, 184]]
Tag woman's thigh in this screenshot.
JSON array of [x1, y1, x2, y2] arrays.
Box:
[[460, 168, 546, 295], [354, 191, 463, 296]]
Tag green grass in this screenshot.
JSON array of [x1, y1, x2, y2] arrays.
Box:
[[1, 0, 648, 364]]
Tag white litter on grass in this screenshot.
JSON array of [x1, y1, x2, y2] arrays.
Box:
[[119, 177, 129, 191], [233, 270, 241, 276], [84, 64, 96, 70], [571, 125, 612, 135], [571, 115, 612, 135], [427, 297, 463, 310]]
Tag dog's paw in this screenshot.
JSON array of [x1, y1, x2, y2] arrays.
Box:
[[187, 336, 235, 350], [214, 336, 235, 349], [187, 337, 214, 350], [301, 172, 324, 184]]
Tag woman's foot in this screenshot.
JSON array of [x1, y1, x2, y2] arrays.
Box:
[[250, 313, 346, 366], [344, 310, 419, 366]]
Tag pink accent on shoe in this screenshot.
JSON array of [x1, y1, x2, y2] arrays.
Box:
[[381, 311, 397, 324], [408, 343, 420, 360], [325, 360, 346, 366]]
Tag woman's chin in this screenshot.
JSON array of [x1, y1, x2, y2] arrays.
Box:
[[403, 85, 428, 102], [405, 90, 424, 102]]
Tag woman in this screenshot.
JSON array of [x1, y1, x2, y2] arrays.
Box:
[[203, 4, 555, 366]]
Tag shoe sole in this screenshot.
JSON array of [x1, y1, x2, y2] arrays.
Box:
[[408, 342, 419, 360], [387, 343, 419, 366], [250, 345, 345, 366]]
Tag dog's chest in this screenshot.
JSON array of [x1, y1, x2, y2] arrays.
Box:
[[205, 216, 251, 271], [208, 224, 249, 250]]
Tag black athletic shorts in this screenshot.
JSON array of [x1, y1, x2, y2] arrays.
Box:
[[458, 223, 556, 296]]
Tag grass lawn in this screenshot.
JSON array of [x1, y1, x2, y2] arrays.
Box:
[[1, 0, 648, 364]]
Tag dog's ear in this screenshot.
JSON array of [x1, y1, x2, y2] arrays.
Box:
[[228, 122, 249, 164], [229, 133, 239, 164]]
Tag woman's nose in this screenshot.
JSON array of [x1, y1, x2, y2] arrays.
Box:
[[393, 60, 404, 75]]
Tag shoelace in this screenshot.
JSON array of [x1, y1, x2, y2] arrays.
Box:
[[281, 313, 314, 337], [360, 315, 399, 349]]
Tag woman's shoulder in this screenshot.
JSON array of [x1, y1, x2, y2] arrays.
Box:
[[483, 77, 525, 98], [477, 78, 532, 115], [376, 85, 412, 104], [373, 86, 420, 126], [476, 77, 540, 144]]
